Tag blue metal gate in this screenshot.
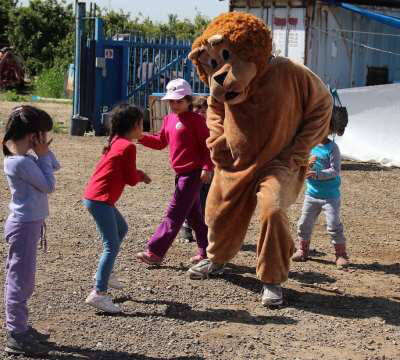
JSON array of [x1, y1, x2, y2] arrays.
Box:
[[72, 2, 208, 135]]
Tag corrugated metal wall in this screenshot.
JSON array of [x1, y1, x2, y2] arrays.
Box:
[[229, 0, 400, 89], [309, 4, 400, 88]]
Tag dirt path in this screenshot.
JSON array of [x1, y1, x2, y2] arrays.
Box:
[[0, 101, 399, 359]]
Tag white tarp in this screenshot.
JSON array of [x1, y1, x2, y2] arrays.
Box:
[[336, 84, 400, 167]]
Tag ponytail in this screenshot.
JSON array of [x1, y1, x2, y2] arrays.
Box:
[[101, 103, 143, 154], [2, 105, 54, 156], [3, 143, 12, 157], [2, 129, 13, 156], [2, 110, 19, 156], [102, 129, 117, 154]]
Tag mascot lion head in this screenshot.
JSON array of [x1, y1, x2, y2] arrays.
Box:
[[189, 12, 272, 105]]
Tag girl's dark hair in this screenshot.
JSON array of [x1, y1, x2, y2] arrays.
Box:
[[103, 103, 143, 154], [183, 95, 193, 111], [2, 105, 53, 156], [193, 96, 208, 110]]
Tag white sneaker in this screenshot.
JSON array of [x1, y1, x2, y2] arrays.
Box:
[[93, 273, 125, 289], [261, 284, 283, 306], [85, 290, 121, 313]]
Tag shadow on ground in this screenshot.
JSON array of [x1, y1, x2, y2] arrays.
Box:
[[285, 288, 400, 326], [107, 299, 297, 326], [47, 345, 204, 360], [341, 162, 390, 172], [310, 258, 400, 276], [241, 244, 256, 252], [289, 271, 336, 284]]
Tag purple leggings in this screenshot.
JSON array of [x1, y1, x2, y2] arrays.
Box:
[[148, 169, 208, 258], [4, 217, 43, 334]]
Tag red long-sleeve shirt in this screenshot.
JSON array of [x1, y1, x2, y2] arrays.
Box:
[[139, 111, 213, 174], [84, 137, 144, 205]]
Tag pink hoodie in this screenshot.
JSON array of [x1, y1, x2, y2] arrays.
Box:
[[139, 111, 213, 174]]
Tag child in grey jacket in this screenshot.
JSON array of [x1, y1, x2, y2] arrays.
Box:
[[2, 106, 59, 356], [293, 107, 349, 268]]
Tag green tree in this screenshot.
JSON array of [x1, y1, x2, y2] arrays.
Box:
[[7, 0, 73, 75], [0, 0, 17, 47]]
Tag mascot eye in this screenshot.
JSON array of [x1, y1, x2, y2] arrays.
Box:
[[222, 49, 230, 61], [209, 58, 218, 69]]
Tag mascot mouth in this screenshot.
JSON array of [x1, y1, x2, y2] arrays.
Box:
[[225, 91, 239, 101]]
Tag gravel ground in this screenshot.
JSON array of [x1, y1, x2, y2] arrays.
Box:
[[0, 101, 399, 360]]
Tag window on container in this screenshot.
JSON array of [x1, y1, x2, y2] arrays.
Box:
[[366, 66, 389, 86]]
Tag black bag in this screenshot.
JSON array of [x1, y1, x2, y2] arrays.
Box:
[[330, 88, 348, 136]]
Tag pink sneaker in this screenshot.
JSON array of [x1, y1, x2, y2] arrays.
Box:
[[190, 254, 207, 264], [136, 250, 163, 265]]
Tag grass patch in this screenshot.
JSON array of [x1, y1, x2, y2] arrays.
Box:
[[52, 121, 67, 134], [0, 90, 30, 102], [34, 66, 65, 99]]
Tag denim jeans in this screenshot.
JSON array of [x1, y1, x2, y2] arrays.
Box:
[[83, 199, 128, 292]]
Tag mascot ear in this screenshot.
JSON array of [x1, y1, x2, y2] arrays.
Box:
[[207, 34, 224, 47], [188, 46, 209, 86]]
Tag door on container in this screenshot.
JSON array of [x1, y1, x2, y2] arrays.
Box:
[[102, 46, 123, 113], [271, 7, 306, 64]]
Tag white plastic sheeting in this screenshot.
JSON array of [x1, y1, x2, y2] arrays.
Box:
[[335, 84, 400, 167]]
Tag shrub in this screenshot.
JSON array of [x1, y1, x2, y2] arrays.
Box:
[[34, 66, 65, 99], [0, 90, 29, 102]]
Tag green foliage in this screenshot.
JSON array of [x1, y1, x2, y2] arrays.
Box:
[[2, 0, 210, 93], [52, 120, 66, 133], [0, 90, 29, 102], [34, 65, 65, 98], [0, 0, 17, 47], [53, 31, 74, 71], [7, 0, 73, 75], [99, 8, 210, 40]]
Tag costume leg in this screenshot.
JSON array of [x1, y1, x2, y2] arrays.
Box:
[[256, 168, 304, 284], [205, 168, 257, 264]]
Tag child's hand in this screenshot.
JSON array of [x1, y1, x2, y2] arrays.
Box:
[[306, 170, 317, 179], [308, 155, 317, 168], [201, 170, 212, 184], [32, 132, 52, 157], [142, 172, 151, 184]]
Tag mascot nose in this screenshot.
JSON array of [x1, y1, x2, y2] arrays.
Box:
[[214, 72, 228, 86]]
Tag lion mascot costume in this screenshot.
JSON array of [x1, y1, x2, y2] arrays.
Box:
[[187, 12, 333, 306]]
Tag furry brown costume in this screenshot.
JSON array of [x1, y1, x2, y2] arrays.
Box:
[[189, 12, 332, 285]]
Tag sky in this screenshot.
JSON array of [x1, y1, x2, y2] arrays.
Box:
[[20, 0, 229, 22]]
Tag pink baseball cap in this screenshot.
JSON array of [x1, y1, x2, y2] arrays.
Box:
[[162, 78, 192, 100]]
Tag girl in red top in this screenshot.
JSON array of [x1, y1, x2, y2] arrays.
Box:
[[83, 104, 151, 313], [137, 78, 213, 266]]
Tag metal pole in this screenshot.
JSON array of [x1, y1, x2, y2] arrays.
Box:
[[73, 1, 86, 116], [285, 5, 291, 57]]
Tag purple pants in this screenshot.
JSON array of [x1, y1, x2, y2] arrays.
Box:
[[148, 169, 208, 258], [4, 217, 43, 334]]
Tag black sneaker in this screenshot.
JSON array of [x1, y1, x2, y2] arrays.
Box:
[[5, 330, 50, 356], [182, 226, 195, 243], [27, 325, 51, 343]]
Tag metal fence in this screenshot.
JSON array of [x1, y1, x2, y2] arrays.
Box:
[[72, 2, 208, 135]]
